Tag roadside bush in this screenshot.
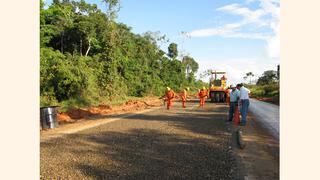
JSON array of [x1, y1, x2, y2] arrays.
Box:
[[269, 90, 279, 97], [251, 88, 265, 97], [263, 84, 278, 96], [248, 83, 279, 98], [40, 91, 59, 107]]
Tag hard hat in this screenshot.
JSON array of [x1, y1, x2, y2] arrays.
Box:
[[166, 87, 171, 91], [185, 87, 190, 91], [202, 86, 206, 90]]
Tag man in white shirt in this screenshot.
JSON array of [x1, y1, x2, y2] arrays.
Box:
[[236, 83, 250, 126]]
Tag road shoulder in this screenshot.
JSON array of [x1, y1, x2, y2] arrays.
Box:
[[40, 107, 161, 142], [228, 112, 279, 179]]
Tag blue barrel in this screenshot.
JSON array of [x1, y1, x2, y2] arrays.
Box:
[[40, 106, 59, 129]]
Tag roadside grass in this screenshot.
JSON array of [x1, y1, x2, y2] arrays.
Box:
[[246, 83, 279, 98], [246, 83, 279, 105]]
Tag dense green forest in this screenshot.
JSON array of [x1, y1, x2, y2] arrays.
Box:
[[40, 0, 206, 109]]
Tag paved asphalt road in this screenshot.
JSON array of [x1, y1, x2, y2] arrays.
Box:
[[41, 102, 241, 179], [249, 98, 279, 140]]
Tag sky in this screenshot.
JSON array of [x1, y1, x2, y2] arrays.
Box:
[[45, 0, 280, 85]]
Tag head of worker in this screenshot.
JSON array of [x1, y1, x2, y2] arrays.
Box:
[[185, 87, 190, 91], [236, 83, 242, 90], [166, 87, 171, 91], [230, 84, 236, 91], [202, 86, 206, 90]]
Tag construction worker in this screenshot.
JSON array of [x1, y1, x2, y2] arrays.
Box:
[[180, 87, 190, 108], [198, 86, 208, 107], [165, 87, 175, 110], [226, 86, 231, 104], [228, 84, 240, 122]]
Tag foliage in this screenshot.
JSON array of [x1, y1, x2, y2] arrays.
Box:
[[247, 83, 279, 98], [256, 70, 278, 85], [167, 43, 178, 59], [182, 56, 199, 73], [40, 0, 204, 109]]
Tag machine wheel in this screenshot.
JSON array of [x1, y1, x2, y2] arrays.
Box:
[[210, 91, 227, 103]]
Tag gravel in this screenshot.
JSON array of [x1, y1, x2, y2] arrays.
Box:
[[41, 102, 240, 179]]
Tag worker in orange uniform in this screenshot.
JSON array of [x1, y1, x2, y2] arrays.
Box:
[[198, 86, 208, 107], [226, 86, 231, 104], [165, 87, 175, 110], [180, 87, 190, 108]]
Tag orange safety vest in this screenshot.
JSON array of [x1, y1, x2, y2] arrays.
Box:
[[198, 90, 207, 98], [166, 90, 175, 99]]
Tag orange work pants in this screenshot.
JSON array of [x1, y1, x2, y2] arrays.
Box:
[[167, 99, 173, 109], [200, 97, 205, 107], [182, 100, 186, 108]]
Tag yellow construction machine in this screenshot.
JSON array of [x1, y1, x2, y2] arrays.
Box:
[[209, 71, 229, 102]]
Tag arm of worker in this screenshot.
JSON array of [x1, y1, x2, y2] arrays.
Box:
[[237, 90, 241, 105], [172, 92, 176, 99]]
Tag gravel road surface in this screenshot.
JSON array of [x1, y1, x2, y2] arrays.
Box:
[[41, 102, 240, 179], [249, 98, 279, 140]]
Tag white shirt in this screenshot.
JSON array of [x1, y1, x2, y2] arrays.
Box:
[[239, 86, 250, 100]]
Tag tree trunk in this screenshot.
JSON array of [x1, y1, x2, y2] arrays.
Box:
[[85, 38, 91, 56], [80, 39, 83, 56], [61, 31, 64, 53]]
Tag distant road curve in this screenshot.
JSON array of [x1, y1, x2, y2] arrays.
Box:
[[249, 98, 279, 140]]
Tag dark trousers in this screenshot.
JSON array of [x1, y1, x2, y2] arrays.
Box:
[[229, 102, 238, 121], [240, 99, 250, 124]]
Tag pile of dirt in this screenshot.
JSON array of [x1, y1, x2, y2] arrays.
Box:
[[57, 108, 94, 123], [124, 100, 145, 107], [98, 104, 112, 110], [57, 97, 162, 123]]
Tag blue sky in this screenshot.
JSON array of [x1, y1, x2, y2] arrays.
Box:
[[45, 0, 280, 84]]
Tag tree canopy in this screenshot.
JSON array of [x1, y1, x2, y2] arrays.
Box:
[[40, 0, 203, 108], [256, 70, 278, 85]]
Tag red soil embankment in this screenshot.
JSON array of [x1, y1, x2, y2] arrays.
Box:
[[57, 97, 162, 123]]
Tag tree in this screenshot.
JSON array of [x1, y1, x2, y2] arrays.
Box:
[[40, 0, 204, 108], [243, 76, 248, 82], [182, 56, 199, 73], [102, 0, 120, 20], [256, 70, 277, 85], [245, 72, 254, 84], [168, 43, 178, 59]]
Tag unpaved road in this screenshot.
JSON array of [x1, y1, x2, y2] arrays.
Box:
[[41, 101, 278, 179], [249, 98, 279, 139]]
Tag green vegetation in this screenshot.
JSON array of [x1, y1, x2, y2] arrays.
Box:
[[245, 69, 279, 104], [40, 0, 206, 110], [247, 84, 279, 98]]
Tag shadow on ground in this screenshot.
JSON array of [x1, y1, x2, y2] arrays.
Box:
[[41, 104, 242, 179]]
